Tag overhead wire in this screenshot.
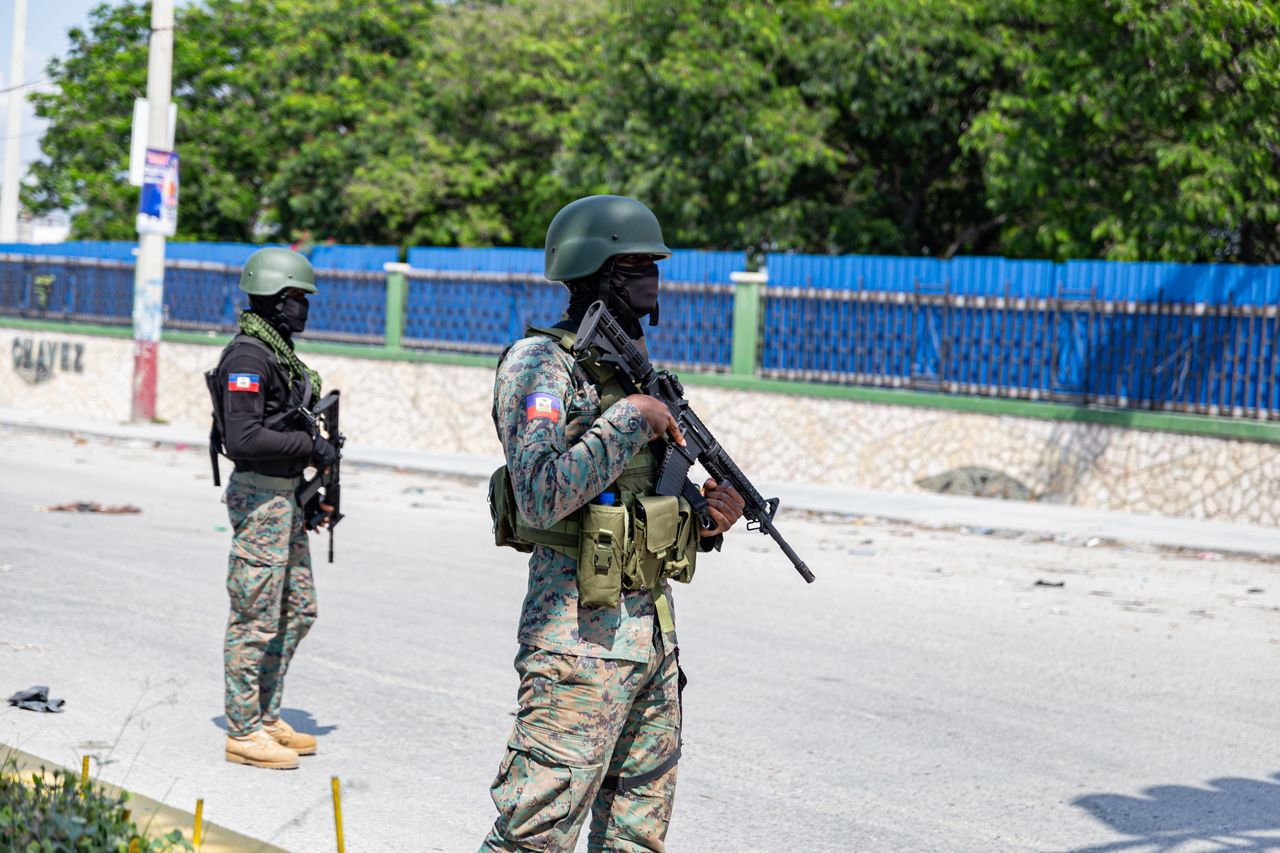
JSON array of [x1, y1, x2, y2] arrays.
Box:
[[0, 77, 49, 95]]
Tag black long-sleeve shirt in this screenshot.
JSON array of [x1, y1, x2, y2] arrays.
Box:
[[216, 335, 314, 477]]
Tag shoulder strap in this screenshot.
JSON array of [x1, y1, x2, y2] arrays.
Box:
[[228, 333, 276, 361], [492, 327, 581, 432], [525, 323, 576, 351], [526, 323, 618, 386]]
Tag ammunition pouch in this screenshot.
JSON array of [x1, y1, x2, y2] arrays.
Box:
[[489, 465, 699, 608], [631, 495, 697, 588], [488, 466, 579, 557], [577, 501, 629, 607]]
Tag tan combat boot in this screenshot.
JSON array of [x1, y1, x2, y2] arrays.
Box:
[[225, 729, 300, 769], [263, 718, 317, 756]]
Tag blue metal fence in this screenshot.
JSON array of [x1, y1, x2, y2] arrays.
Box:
[[2, 244, 1278, 418], [401, 263, 736, 370], [0, 253, 387, 344], [760, 280, 1280, 417], [0, 241, 397, 271], [0, 254, 137, 326]]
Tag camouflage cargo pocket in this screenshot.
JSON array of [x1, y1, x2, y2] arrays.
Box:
[[229, 490, 293, 568], [490, 719, 607, 851]]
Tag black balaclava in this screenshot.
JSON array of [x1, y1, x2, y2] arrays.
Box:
[[563, 259, 661, 339], [249, 291, 309, 337]]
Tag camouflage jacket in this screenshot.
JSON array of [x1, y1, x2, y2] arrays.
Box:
[[493, 333, 674, 663]]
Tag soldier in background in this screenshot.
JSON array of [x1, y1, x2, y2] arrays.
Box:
[[481, 196, 745, 850], [212, 247, 336, 769]]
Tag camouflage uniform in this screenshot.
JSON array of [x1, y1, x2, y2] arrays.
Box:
[[481, 335, 682, 853], [223, 472, 317, 737]]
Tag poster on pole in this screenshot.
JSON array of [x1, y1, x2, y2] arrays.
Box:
[[136, 148, 179, 236]]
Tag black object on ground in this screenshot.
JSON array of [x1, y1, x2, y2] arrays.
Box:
[[7, 685, 65, 712]]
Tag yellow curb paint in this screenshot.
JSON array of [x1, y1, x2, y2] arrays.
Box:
[[2, 743, 286, 852], [332, 776, 345, 853], [194, 798, 204, 849], [80, 755, 89, 787]]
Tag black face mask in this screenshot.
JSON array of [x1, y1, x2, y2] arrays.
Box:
[[606, 262, 661, 327], [280, 294, 309, 334], [249, 292, 309, 336]]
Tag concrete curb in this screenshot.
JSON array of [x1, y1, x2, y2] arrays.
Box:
[[1, 743, 286, 852], [3, 405, 1276, 560]]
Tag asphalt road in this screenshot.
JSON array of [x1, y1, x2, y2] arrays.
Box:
[[1, 427, 1278, 852]]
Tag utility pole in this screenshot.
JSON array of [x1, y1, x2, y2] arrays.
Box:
[[130, 0, 175, 422], [0, 0, 28, 242]]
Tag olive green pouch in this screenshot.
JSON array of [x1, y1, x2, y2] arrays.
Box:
[[667, 496, 698, 584], [634, 495, 691, 587], [489, 466, 532, 553], [577, 503, 628, 607]]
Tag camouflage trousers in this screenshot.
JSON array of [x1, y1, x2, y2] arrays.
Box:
[[480, 634, 683, 853], [223, 473, 317, 738]]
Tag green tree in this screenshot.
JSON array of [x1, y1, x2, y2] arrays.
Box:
[[24, 0, 1280, 261], [563, 0, 838, 254], [792, 0, 1014, 256], [967, 0, 1280, 262], [24, 2, 151, 240], [25, 0, 435, 243], [563, 0, 1011, 257], [344, 0, 605, 246]]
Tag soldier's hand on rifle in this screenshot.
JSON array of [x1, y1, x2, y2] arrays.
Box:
[[314, 502, 336, 529], [624, 394, 685, 446], [700, 478, 744, 537], [312, 434, 339, 471]]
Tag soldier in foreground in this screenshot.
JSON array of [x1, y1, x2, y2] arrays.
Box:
[[481, 196, 746, 851], [209, 248, 337, 769]]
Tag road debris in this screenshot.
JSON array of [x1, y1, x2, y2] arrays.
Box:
[[1034, 579, 1066, 588], [7, 685, 64, 713], [35, 502, 141, 514]]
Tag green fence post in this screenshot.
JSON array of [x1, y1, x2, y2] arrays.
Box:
[[383, 262, 409, 351], [729, 269, 766, 376]]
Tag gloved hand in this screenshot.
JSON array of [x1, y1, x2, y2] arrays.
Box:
[[312, 433, 339, 468]]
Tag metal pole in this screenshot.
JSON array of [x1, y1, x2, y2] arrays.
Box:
[[0, 0, 28, 242], [130, 0, 175, 421]]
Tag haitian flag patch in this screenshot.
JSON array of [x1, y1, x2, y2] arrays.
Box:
[[525, 393, 561, 423], [228, 373, 260, 393]]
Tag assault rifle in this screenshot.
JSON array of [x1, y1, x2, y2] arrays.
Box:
[[295, 390, 346, 563], [573, 301, 815, 584]]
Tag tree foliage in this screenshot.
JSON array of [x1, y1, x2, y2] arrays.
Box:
[[23, 0, 1280, 262], [966, 0, 1280, 262]]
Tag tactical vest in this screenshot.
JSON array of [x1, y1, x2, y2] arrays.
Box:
[[489, 325, 700, 633], [204, 335, 312, 486]]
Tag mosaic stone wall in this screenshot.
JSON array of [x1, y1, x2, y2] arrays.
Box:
[[3, 326, 1277, 526]]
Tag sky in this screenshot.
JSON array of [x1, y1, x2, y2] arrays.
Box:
[[0, 0, 119, 182]]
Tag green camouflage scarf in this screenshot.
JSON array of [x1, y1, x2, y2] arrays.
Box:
[[238, 311, 322, 399]]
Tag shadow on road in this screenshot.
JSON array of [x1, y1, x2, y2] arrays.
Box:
[[1067, 772, 1280, 852], [210, 708, 338, 737]]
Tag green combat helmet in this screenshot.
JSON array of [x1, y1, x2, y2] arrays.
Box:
[[239, 247, 318, 296], [544, 195, 672, 282]]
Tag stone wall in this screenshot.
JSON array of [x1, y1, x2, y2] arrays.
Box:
[[4, 325, 1278, 526]]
